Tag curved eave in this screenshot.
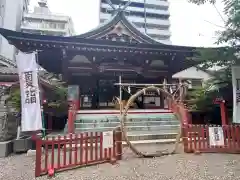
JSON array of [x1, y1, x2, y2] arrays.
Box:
[[72, 11, 163, 44], [0, 28, 196, 55]]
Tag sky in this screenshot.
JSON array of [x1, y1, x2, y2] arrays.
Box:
[[30, 0, 225, 47]]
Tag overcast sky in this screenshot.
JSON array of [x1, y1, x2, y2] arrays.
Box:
[[30, 0, 225, 47]]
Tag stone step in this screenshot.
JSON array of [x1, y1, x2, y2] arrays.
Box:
[[127, 133, 178, 141], [75, 120, 179, 128], [76, 113, 176, 121], [75, 117, 179, 123], [75, 126, 180, 134], [76, 125, 179, 132], [75, 114, 178, 123]]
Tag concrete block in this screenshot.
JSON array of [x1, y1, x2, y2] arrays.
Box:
[[0, 140, 13, 157], [13, 136, 33, 153]]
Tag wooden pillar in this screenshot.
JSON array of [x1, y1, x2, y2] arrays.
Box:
[[141, 94, 144, 109], [220, 101, 228, 125], [214, 98, 228, 125], [91, 78, 99, 109], [62, 49, 75, 134], [115, 127, 122, 160], [67, 85, 80, 134], [68, 104, 74, 133], [61, 49, 68, 81], [47, 114, 53, 131], [161, 78, 167, 109], [179, 78, 183, 102]]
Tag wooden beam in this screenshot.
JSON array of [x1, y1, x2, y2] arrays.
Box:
[[61, 49, 69, 82]]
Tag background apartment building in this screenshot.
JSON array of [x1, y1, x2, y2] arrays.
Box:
[[21, 0, 75, 36], [99, 0, 171, 44], [0, 0, 29, 60]]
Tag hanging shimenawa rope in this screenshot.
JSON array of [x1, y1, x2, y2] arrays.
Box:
[[120, 86, 182, 158]]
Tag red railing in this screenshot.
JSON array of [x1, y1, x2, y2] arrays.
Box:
[[170, 101, 191, 125], [183, 124, 240, 154], [35, 129, 122, 177]]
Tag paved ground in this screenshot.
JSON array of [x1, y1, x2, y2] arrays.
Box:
[[1, 144, 240, 180]]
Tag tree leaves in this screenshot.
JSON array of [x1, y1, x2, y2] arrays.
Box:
[[188, 0, 216, 5], [188, 0, 240, 68]]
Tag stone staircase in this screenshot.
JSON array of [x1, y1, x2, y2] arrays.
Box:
[[74, 109, 180, 141]]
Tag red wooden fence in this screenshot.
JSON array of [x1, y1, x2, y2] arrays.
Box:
[[35, 129, 122, 177], [183, 124, 240, 154]]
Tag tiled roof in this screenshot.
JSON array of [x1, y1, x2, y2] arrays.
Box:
[[0, 67, 18, 75], [0, 55, 17, 68], [0, 55, 64, 89]]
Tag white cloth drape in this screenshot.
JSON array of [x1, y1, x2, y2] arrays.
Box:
[[16, 51, 42, 132]]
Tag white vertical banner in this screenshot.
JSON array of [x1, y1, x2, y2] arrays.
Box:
[[208, 127, 224, 146], [232, 66, 240, 123], [16, 51, 42, 132]]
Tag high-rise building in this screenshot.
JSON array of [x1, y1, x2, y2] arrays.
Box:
[[0, 0, 29, 60], [99, 0, 171, 44], [21, 0, 75, 36]]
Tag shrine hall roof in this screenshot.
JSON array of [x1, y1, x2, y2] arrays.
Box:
[[73, 11, 162, 44], [0, 11, 198, 55], [0, 27, 195, 55], [0, 11, 200, 75]]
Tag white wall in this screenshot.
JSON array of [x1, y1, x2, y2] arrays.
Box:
[[172, 66, 212, 81]]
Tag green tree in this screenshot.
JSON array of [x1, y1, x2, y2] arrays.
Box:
[[185, 68, 232, 111], [188, 0, 216, 5], [188, 0, 240, 69]]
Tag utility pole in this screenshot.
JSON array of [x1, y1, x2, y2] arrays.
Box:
[[144, 0, 147, 34]]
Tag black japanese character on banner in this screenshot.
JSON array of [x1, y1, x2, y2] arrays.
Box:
[[23, 71, 37, 104], [30, 87, 36, 104], [24, 71, 33, 88], [25, 90, 30, 104]]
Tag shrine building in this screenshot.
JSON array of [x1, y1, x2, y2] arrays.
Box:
[[0, 11, 197, 135]]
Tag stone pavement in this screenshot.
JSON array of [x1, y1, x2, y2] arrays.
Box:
[[1, 144, 240, 180]]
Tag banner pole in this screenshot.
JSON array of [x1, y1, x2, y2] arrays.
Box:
[[35, 51, 46, 138]]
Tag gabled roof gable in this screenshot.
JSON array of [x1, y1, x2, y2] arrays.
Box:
[[74, 11, 163, 44], [172, 66, 212, 80]]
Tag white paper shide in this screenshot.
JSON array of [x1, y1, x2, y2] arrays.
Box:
[[208, 127, 224, 146], [16, 52, 42, 132], [103, 131, 114, 149]]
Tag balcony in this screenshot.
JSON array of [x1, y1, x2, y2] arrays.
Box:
[[120, 0, 170, 6], [23, 13, 70, 22], [101, 3, 170, 15], [127, 16, 170, 26], [138, 28, 171, 36], [100, 13, 170, 26], [21, 23, 68, 34]]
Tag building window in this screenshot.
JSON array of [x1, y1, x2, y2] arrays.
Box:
[[58, 23, 65, 29], [133, 22, 169, 30], [149, 34, 170, 40], [191, 79, 203, 88], [102, 0, 168, 11], [49, 23, 57, 29]]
